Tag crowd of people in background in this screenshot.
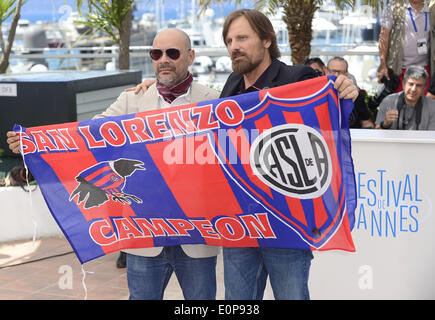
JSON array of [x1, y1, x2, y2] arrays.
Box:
[[305, 0, 435, 132]]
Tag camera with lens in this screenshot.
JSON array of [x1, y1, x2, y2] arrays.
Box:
[[368, 68, 400, 109], [312, 69, 324, 77]]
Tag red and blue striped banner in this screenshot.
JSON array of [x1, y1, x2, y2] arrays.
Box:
[[14, 75, 357, 263]]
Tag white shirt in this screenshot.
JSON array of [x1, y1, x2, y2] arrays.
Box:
[[381, 0, 430, 68], [157, 87, 192, 109]]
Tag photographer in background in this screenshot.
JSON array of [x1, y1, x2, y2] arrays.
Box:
[[375, 66, 435, 130], [304, 57, 327, 77]]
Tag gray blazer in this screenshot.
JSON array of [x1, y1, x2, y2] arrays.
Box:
[[95, 82, 221, 258], [375, 92, 435, 131], [95, 82, 219, 119]]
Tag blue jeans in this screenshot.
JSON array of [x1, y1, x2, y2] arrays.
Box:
[[126, 246, 217, 300], [223, 247, 313, 300]]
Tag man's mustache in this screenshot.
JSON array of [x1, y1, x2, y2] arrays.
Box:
[[231, 51, 246, 60], [157, 63, 176, 72]]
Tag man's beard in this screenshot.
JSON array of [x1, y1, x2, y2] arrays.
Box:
[[231, 52, 262, 75], [156, 63, 181, 87]]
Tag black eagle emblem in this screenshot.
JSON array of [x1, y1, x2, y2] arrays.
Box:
[[69, 158, 145, 209]]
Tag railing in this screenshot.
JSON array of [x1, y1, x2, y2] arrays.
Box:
[[5, 44, 381, 92], [7, 43, 379, 59]]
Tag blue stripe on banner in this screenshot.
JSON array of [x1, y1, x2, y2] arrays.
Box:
[[26, 155, 105, 263]]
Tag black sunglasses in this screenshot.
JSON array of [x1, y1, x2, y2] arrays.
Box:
[[149, 48, 188, 61]]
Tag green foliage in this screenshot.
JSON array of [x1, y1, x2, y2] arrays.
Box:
[[76, 0, 135, 44], [198, 0, 381, 16], [0, 0, 27, 23], [0, 0, 25, 73], [0, 0, 16, 24], [254, 0, 355, 15], [0, 0, 26, 26]]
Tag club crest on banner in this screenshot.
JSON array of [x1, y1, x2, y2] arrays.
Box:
[[250, 123, 332, 199], [207, 83, 347, 249]]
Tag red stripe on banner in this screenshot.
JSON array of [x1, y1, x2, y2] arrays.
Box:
[[312, 196, 329, 229], [281, 111, 308, 228], [252, 116, 274, 198], [83, 165, 111, 181], [226, 126, 274, 200], [96, 173, 123, 190], [247, 88, 335, 122], [145, 137, 259, 247], [248, 89, 334, 122], [314, 101, 341, 202], [327, 87, 340, 111], [316, 212, 355, 252], [283, 110, 304, 125], [269, 89, 332, 108], [285, 197, 308, 227], [253, 113, 272, 133], [259, 76, 331, 100], [312, 185, 345, 245]]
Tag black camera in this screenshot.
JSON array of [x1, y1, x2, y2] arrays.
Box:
[[368, 68, 400, 109]]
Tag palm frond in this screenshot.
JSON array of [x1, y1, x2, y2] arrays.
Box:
[[76, 0, 135, 43], [198, 0, 244, 15], [0, 0, 27, 24]]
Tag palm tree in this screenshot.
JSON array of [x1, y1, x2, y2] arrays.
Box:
[[77, 0, 135, 69], [0, 0, 24, 74], [198, 0, 380, 65]]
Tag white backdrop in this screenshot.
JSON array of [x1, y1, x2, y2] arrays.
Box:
[[0, 186, 61, 242], [310, 129, 435, 299]]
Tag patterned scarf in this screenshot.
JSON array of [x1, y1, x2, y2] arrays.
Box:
[[156, 72, 193, 103]]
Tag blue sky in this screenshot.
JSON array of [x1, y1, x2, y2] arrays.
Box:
[[11, 0, 254, 23]]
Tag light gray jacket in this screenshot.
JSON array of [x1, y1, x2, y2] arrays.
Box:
[[95, 83, 221, 258]]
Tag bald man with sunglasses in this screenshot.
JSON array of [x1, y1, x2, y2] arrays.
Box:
[[95, 28, 219, 120], [103, 28, 220, 300], [7, 28, 220, 300]]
